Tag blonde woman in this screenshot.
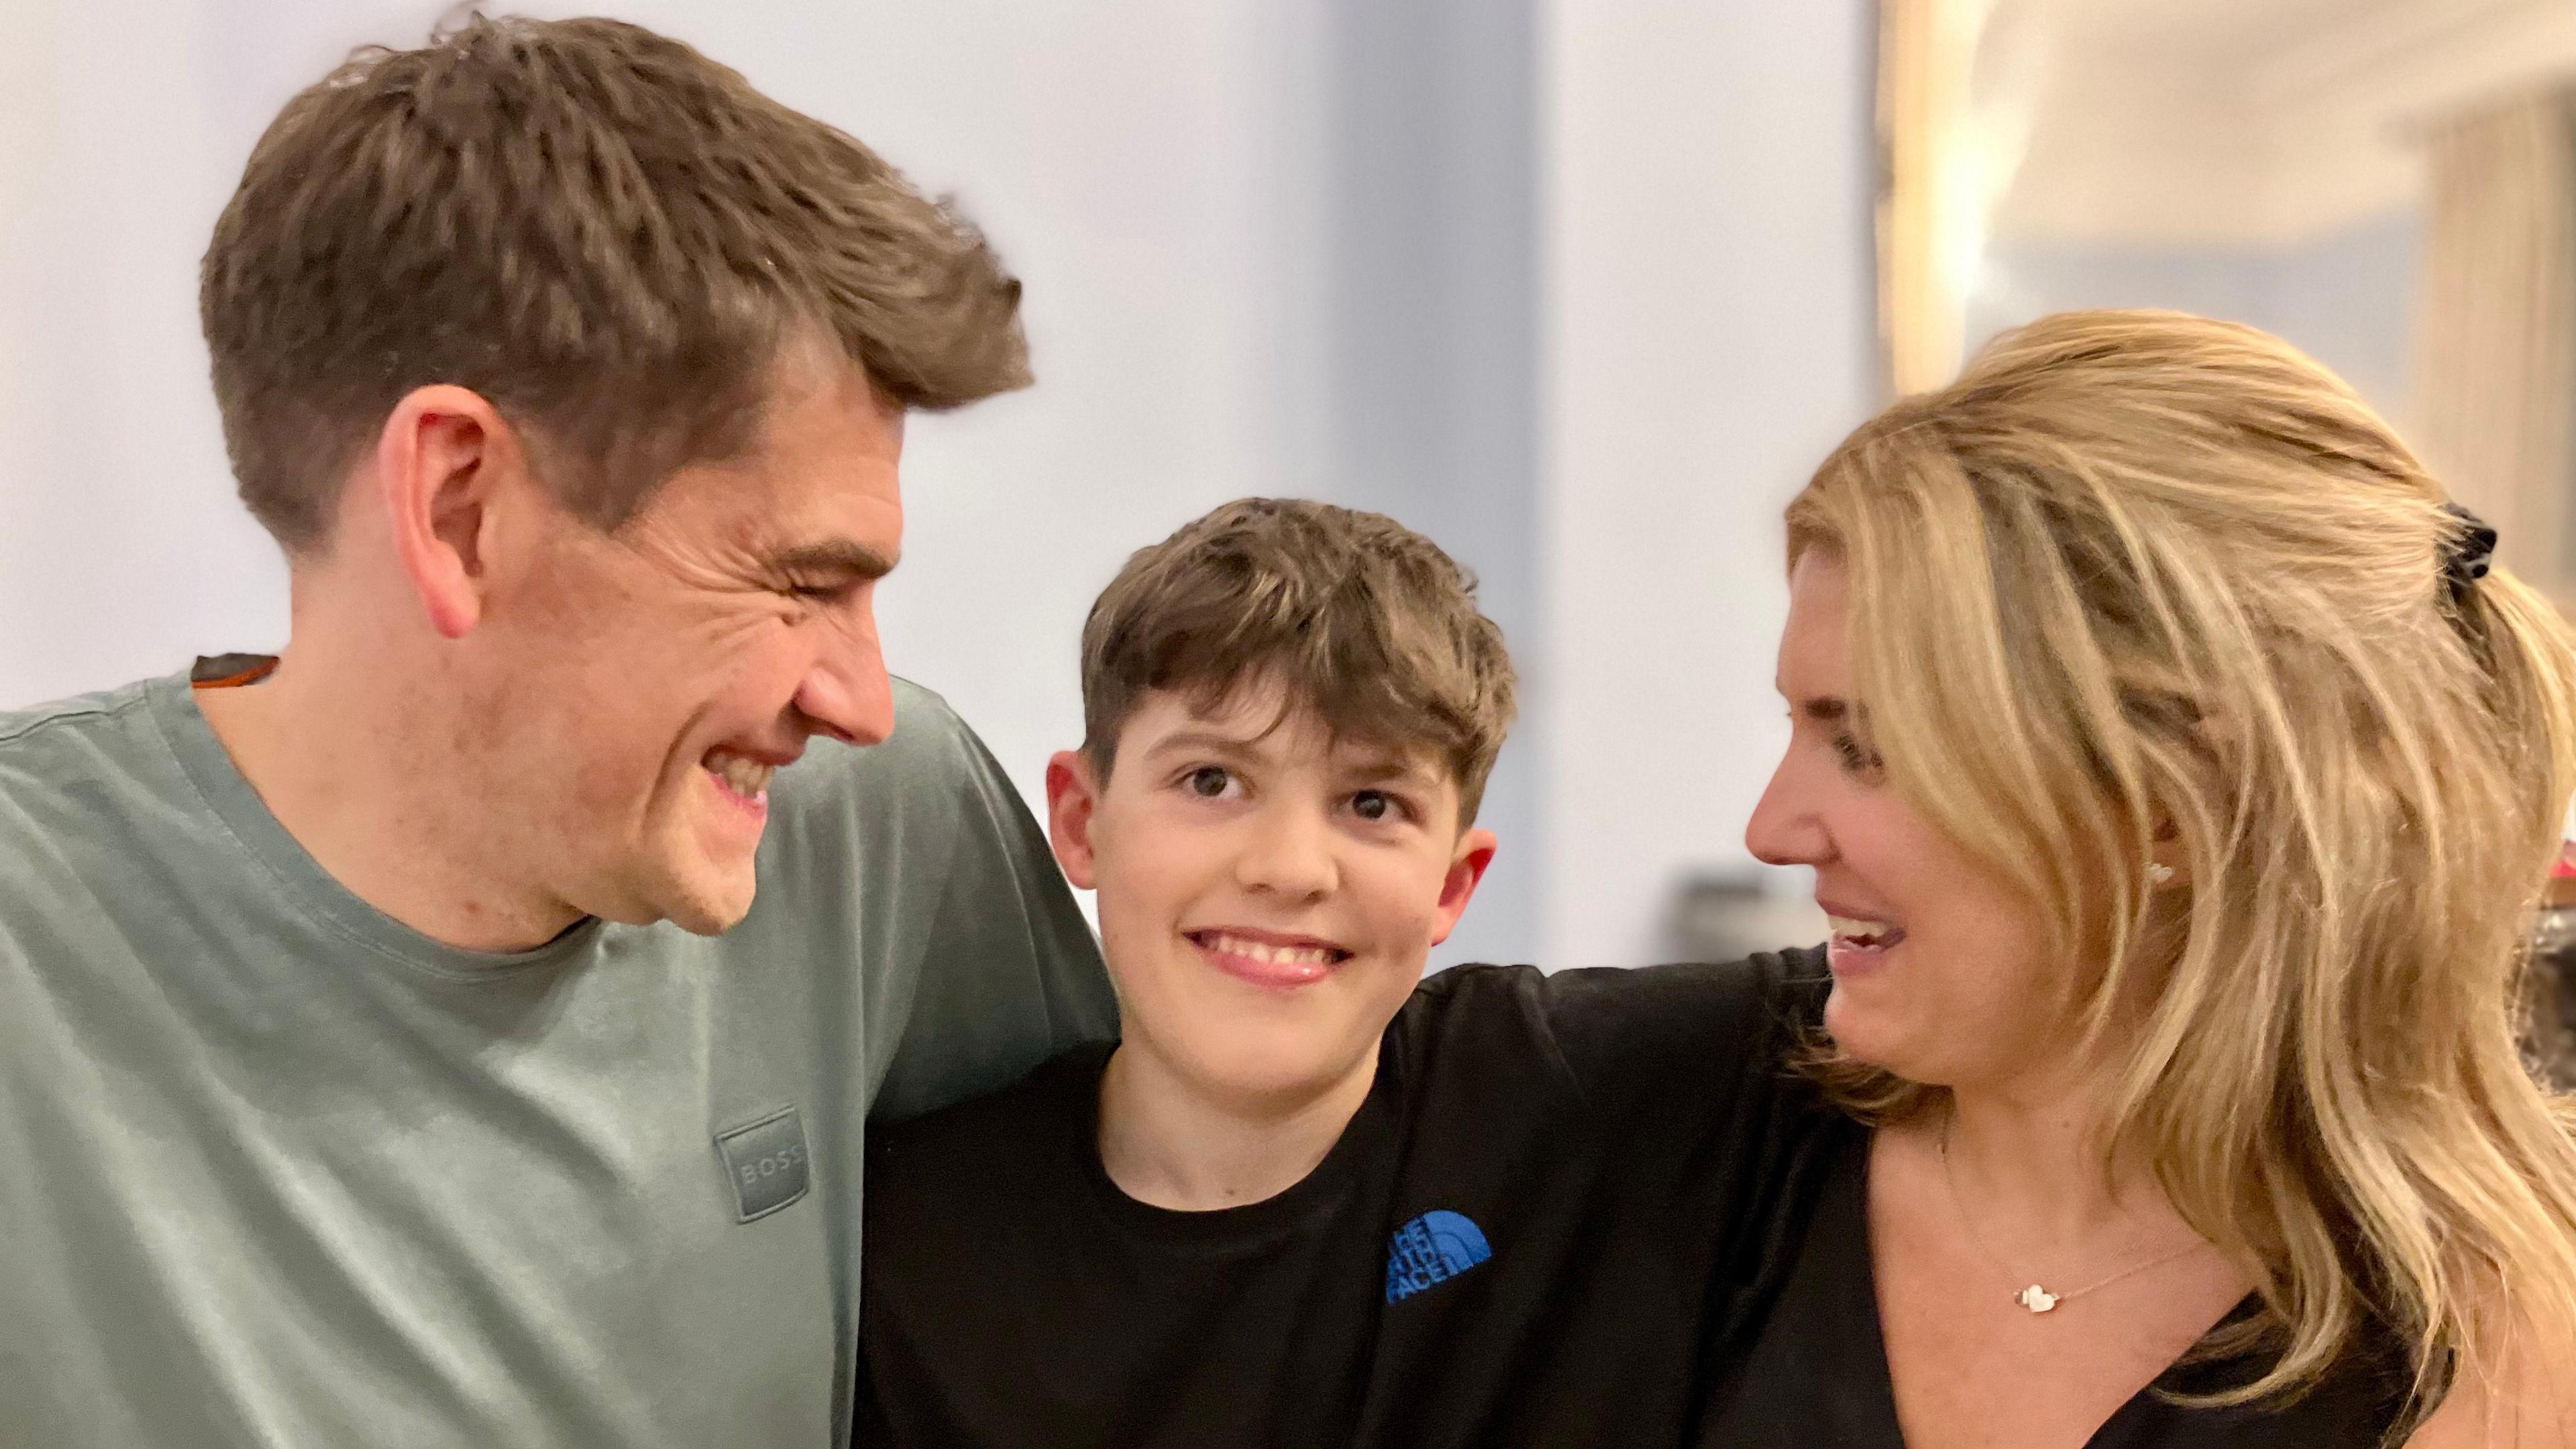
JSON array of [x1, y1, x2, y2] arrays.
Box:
[[1705, 312, 2576, 1446]]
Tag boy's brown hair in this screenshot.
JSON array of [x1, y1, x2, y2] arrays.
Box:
[[1079, 498, 1517, 826], [202, 14, 1028, 552]]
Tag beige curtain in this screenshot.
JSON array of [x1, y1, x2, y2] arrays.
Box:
[[2414, 89, 2576, 596], [1877, 0, 1982, 398]]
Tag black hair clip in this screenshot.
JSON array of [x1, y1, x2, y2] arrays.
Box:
[[2441, 502, 2498, 608]]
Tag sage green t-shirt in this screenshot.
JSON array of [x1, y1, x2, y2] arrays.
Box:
[[0, 668, 1117, 1448]]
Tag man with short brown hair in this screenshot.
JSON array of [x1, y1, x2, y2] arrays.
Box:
[[0, 17, 1112, 1447]]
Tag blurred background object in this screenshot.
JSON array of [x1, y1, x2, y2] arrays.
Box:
[[1667, 871, 1832, 967], [2532, 847, 2576, 1088], [1878, 0, 2576, 595]]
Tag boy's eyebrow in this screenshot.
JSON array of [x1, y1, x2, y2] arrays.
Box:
[[1339, 753, 1442, 788], [1144, 728, 1444, 789], [1142, 728, 1269, 761]]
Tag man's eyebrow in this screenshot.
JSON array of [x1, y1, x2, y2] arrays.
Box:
[[768, 539, 898, 581]]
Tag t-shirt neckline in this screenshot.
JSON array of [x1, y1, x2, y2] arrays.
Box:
[[146, 664, 604, 982], [1069, 1038, 1403, 1253]]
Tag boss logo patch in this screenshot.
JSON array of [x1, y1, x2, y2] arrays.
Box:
[[715, 1107, 811, 1222]]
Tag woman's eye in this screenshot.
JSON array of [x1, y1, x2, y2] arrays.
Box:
[[1831, 734, 1884, 775], [1184, 766, 1234, 798]]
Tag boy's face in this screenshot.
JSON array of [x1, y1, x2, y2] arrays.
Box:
[[1047, 682, 1496, 1110]]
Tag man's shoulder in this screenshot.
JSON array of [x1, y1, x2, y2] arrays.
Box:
[[757, 675, 999, 861], [0, 677, 165, 769], [780, 676, 973, 785], [0, 678, 193, 963], [0, 678, 174, 841]]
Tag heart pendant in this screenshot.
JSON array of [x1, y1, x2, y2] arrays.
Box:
[[2015, 1284, 2059, 1313]]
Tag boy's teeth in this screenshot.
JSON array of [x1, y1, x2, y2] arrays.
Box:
[[1210, 932, 1337, 965]]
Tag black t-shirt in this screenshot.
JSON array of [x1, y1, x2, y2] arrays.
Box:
[[858, 952, 2414, 1448], [857, 954, 1840, 1448]]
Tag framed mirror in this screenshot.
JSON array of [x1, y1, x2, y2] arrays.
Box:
[[1876, 0, 2576, 599]]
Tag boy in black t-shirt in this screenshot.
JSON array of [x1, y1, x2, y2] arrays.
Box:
[[857, 499, 1831, 1449]]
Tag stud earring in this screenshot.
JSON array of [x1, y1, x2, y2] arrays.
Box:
[[2146, 862, 2176, 886]]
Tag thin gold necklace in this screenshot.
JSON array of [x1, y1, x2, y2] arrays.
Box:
[[1937, 1111, 2212, 1314]]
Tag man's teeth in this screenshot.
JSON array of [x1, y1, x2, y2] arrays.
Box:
[[1827, 914, 1896, 943], [1204, 932, 1342, 966], [707, 753, 777, 800]]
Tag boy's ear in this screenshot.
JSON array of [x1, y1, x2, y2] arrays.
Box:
[[1428, 826, 1498, 948], [1046, 749, 1104, 890]]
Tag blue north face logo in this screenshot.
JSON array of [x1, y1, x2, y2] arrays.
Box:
[[1385, 1210, 1492, 1303]]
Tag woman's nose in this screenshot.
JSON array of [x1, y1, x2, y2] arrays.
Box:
[[1745, 753, 1831, 867]]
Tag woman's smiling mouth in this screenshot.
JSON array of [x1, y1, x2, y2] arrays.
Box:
[[1820, 904, 1905, 978]]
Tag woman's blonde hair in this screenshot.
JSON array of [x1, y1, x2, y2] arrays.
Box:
[[1788, 310, 2576, 1424]]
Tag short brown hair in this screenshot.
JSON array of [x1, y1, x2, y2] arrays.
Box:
[[1079, 498, 1517, 826], [202, 14, 1030, 551]]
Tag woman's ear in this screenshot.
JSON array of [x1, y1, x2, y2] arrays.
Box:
[[1046, 750, 1103, 890], [2147, 814, 2190, 889]]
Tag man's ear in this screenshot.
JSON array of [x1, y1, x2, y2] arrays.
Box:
[[1046, 749, 1104, 890], [374, 384, 529, 640], [1428, 826, 1498, 948]]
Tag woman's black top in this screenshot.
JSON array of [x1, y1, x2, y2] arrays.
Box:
[[861, 951, 2418, 1447], [1697, 1113, 2418, 1445]]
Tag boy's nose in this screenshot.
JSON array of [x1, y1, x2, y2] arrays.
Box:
[[1235, 802, 1338, 901]]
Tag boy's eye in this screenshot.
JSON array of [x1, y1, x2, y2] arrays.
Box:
[[1183, 765, 1235, 799], [1350, 790, 1402, 822]]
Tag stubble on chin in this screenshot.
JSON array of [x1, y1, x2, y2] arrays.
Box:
[[638, 818, 763, 936]]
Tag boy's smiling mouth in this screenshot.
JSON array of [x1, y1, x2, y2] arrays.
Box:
[[1186, 927, 1354, 990]]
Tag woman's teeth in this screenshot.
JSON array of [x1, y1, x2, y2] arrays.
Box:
[[1827, 914, 1896, 945], [1200, 932, 1344, 966], [707, 753, 777, 800]]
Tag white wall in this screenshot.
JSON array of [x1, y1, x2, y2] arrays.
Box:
[[0, 0, 292, 706], [5, 1, 1880, 971], [1540, 0, 1876, 968], [1, 0, 1343, 821]]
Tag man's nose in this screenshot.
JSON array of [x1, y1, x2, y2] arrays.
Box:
[[792, 610, 895, 747], [1234, 800, 1338, 901]]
